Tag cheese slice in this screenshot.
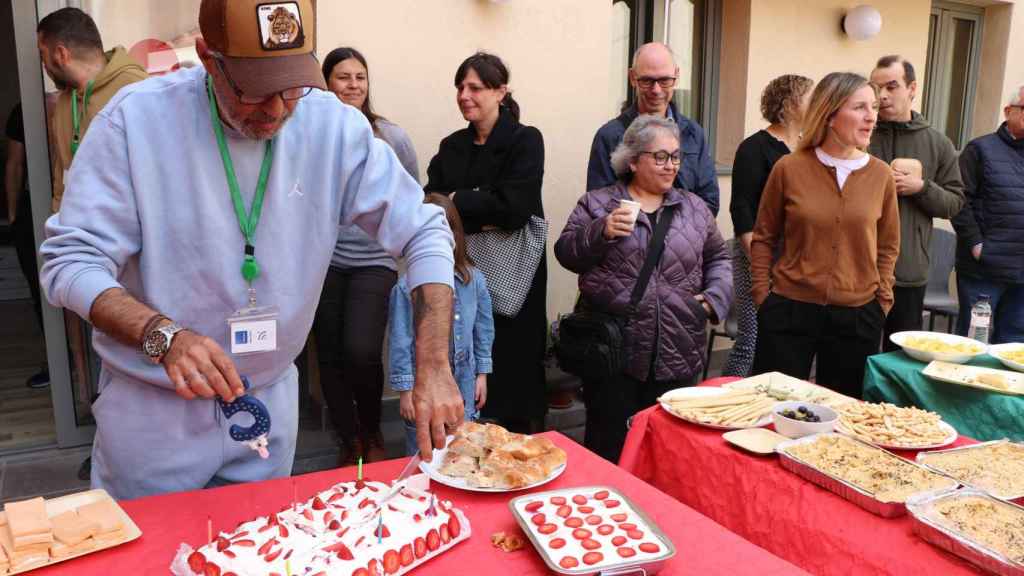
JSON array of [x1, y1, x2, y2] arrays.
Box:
[[12, 531, 52, 548], [52, 511, 99, 547], [76, 500, 123, 535], [0, 528, 47, 569], [3, 498, 51, 539], [50, 537, 96, 559]]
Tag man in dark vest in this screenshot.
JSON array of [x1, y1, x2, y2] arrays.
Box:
[[586, 42, 719, 215], [952, 85, 1024, 343]]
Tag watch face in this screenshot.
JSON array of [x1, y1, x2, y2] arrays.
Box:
[[143, 330, 167, 357]]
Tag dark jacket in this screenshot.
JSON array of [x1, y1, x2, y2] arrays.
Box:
[[423, 107, 549, 422], [424, 107, 544, 231], [729, 129, 790, 236], [952, 122, 1024, 283], [868, 112, 966, 287], [555, 182, 732, 382], [586, 102, 720, 215]]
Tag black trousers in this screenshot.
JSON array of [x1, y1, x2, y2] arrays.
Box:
[[583, 369, 697, 464], [751, 294, 884, 399], [313, 266, 397, 445], [882, 285, 927, 352], [12, 188, 43, 327]]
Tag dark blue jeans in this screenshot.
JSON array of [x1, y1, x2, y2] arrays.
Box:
[[955, 274, 1024, 344]]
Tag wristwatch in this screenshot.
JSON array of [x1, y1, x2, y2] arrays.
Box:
[[143, 322, 184, 364]]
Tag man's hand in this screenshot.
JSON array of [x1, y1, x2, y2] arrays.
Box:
[[972, 243, 983, 261], [893, 171, 925, 196], [603, 207, 636, 240], [162, 328, 244, 402], [410, 283, 464, 460], [398, 391, 415, 422], [738, 232, 753, 258]]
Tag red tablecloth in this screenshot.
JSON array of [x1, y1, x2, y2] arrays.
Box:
[[619, 377, 985, 576], [36, 432, 807, 575]]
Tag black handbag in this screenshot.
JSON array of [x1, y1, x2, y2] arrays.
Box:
[[555, 204, 675, 382]]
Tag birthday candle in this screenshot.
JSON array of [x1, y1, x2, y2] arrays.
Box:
[[292, 480, 297, 512], [285, 559, 291, 576], [207, 516, 212, 545], [377, 510, 383, 544], [358, 457, 363, 481]]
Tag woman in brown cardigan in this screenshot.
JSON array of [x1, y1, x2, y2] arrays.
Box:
[[749, 72, 899, 398]]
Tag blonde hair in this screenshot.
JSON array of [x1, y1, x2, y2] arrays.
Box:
[[799, 72, 877, 151]]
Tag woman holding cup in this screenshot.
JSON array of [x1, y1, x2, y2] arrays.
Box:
[[555, 114, 732, 462]]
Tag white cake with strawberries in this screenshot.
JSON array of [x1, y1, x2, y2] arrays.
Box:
[[170, 476, 469, 576]]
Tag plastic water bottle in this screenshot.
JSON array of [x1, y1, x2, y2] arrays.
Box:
[[968, 295, 992, 344]]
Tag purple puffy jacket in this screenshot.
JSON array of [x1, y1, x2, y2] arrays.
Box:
[[555, 182, 732, 382]]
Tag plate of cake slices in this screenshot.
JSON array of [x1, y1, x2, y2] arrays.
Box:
[[170, 475, 470, 576], [421, 422, 568, 492]]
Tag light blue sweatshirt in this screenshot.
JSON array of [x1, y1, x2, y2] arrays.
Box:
[[330, 119, 419, 272], [38, 66, 454, 498]]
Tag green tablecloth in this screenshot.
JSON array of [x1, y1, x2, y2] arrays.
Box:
[[863, 351, 1024, 442]]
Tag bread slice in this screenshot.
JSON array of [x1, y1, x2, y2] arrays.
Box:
[[3, 497, 52, 542], [52, 510, 99, 547], [438, 452, 477, 478], [447, 437, 486, 459], [76, 500, 123, 536]]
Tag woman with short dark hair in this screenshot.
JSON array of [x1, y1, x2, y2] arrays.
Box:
[[424, 52, 548, 434], [314, 47, 419, 464]]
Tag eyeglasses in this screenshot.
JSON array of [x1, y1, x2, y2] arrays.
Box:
[[210, 51, 312, 105], [636, 76, 678, 90], [639, 150, 682, 166]]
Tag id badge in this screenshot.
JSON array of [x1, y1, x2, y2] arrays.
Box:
[[227, 305, 279, 355]]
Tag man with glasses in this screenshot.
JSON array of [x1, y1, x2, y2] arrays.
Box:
[[587, 42, 719, 215], [951, 85, 1024, 343], [39, 0, 462, 499]]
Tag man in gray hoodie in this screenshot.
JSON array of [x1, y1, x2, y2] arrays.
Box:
[[869, 55, 965, 349]]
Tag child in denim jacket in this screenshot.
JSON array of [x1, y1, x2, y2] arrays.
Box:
[[389, 194, 495, 456]]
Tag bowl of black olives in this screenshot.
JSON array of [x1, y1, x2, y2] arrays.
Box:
[[771, 402, 837, 438]]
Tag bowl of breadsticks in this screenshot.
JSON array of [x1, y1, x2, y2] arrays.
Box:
[[771, 401, 837, 439]]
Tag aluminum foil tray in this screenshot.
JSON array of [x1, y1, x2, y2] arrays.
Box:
[[916, 440, 1024, 501], [509, 486, 675, 576], [776, 433, 957, 518], [907, 487, 1024, 576]]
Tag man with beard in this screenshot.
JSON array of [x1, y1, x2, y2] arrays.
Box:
[[37, 7, 148, 213], [39, 0, 462, 499]]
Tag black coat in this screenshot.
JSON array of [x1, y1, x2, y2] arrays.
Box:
[[424, 107, 549, 424]]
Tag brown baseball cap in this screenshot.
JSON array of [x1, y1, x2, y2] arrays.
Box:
[[199, 0, 327, 98]]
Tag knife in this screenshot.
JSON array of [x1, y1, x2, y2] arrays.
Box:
[[381, 453, 422, 503]]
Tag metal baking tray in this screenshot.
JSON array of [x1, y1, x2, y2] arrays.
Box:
[[509, 486, 675, 575], [907, 487, 1024, 576], [776, 433, 958, 518], [916, 440, 1024, 501]]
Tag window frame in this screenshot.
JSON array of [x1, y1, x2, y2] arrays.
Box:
[[923, 0, 984, 150]]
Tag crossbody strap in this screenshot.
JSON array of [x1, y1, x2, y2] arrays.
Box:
[[628, 204, 676, 314]]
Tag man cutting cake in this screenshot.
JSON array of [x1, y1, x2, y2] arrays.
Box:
[[39, 0, 463, 499]]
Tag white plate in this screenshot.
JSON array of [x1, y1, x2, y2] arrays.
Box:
[[988, 343, 1024, 373], [723, 372, 857, 408], [889, 331, 986, 364], [418, 436, 566, 493], [659, 387, 773, 430], [836, 420, 959, 451], [922, 360, 1024, 396]]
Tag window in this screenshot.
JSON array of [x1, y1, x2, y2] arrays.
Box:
[[923, 1, 983, 149]]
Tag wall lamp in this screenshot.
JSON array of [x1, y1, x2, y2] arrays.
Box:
[[843, 5, 882, 41]]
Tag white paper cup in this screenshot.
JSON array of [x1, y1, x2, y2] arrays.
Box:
[[619, 199, 641, 224]]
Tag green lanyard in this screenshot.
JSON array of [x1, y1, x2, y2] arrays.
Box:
[[206, 77, 275, 285], [70, 81, 94, 157]]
